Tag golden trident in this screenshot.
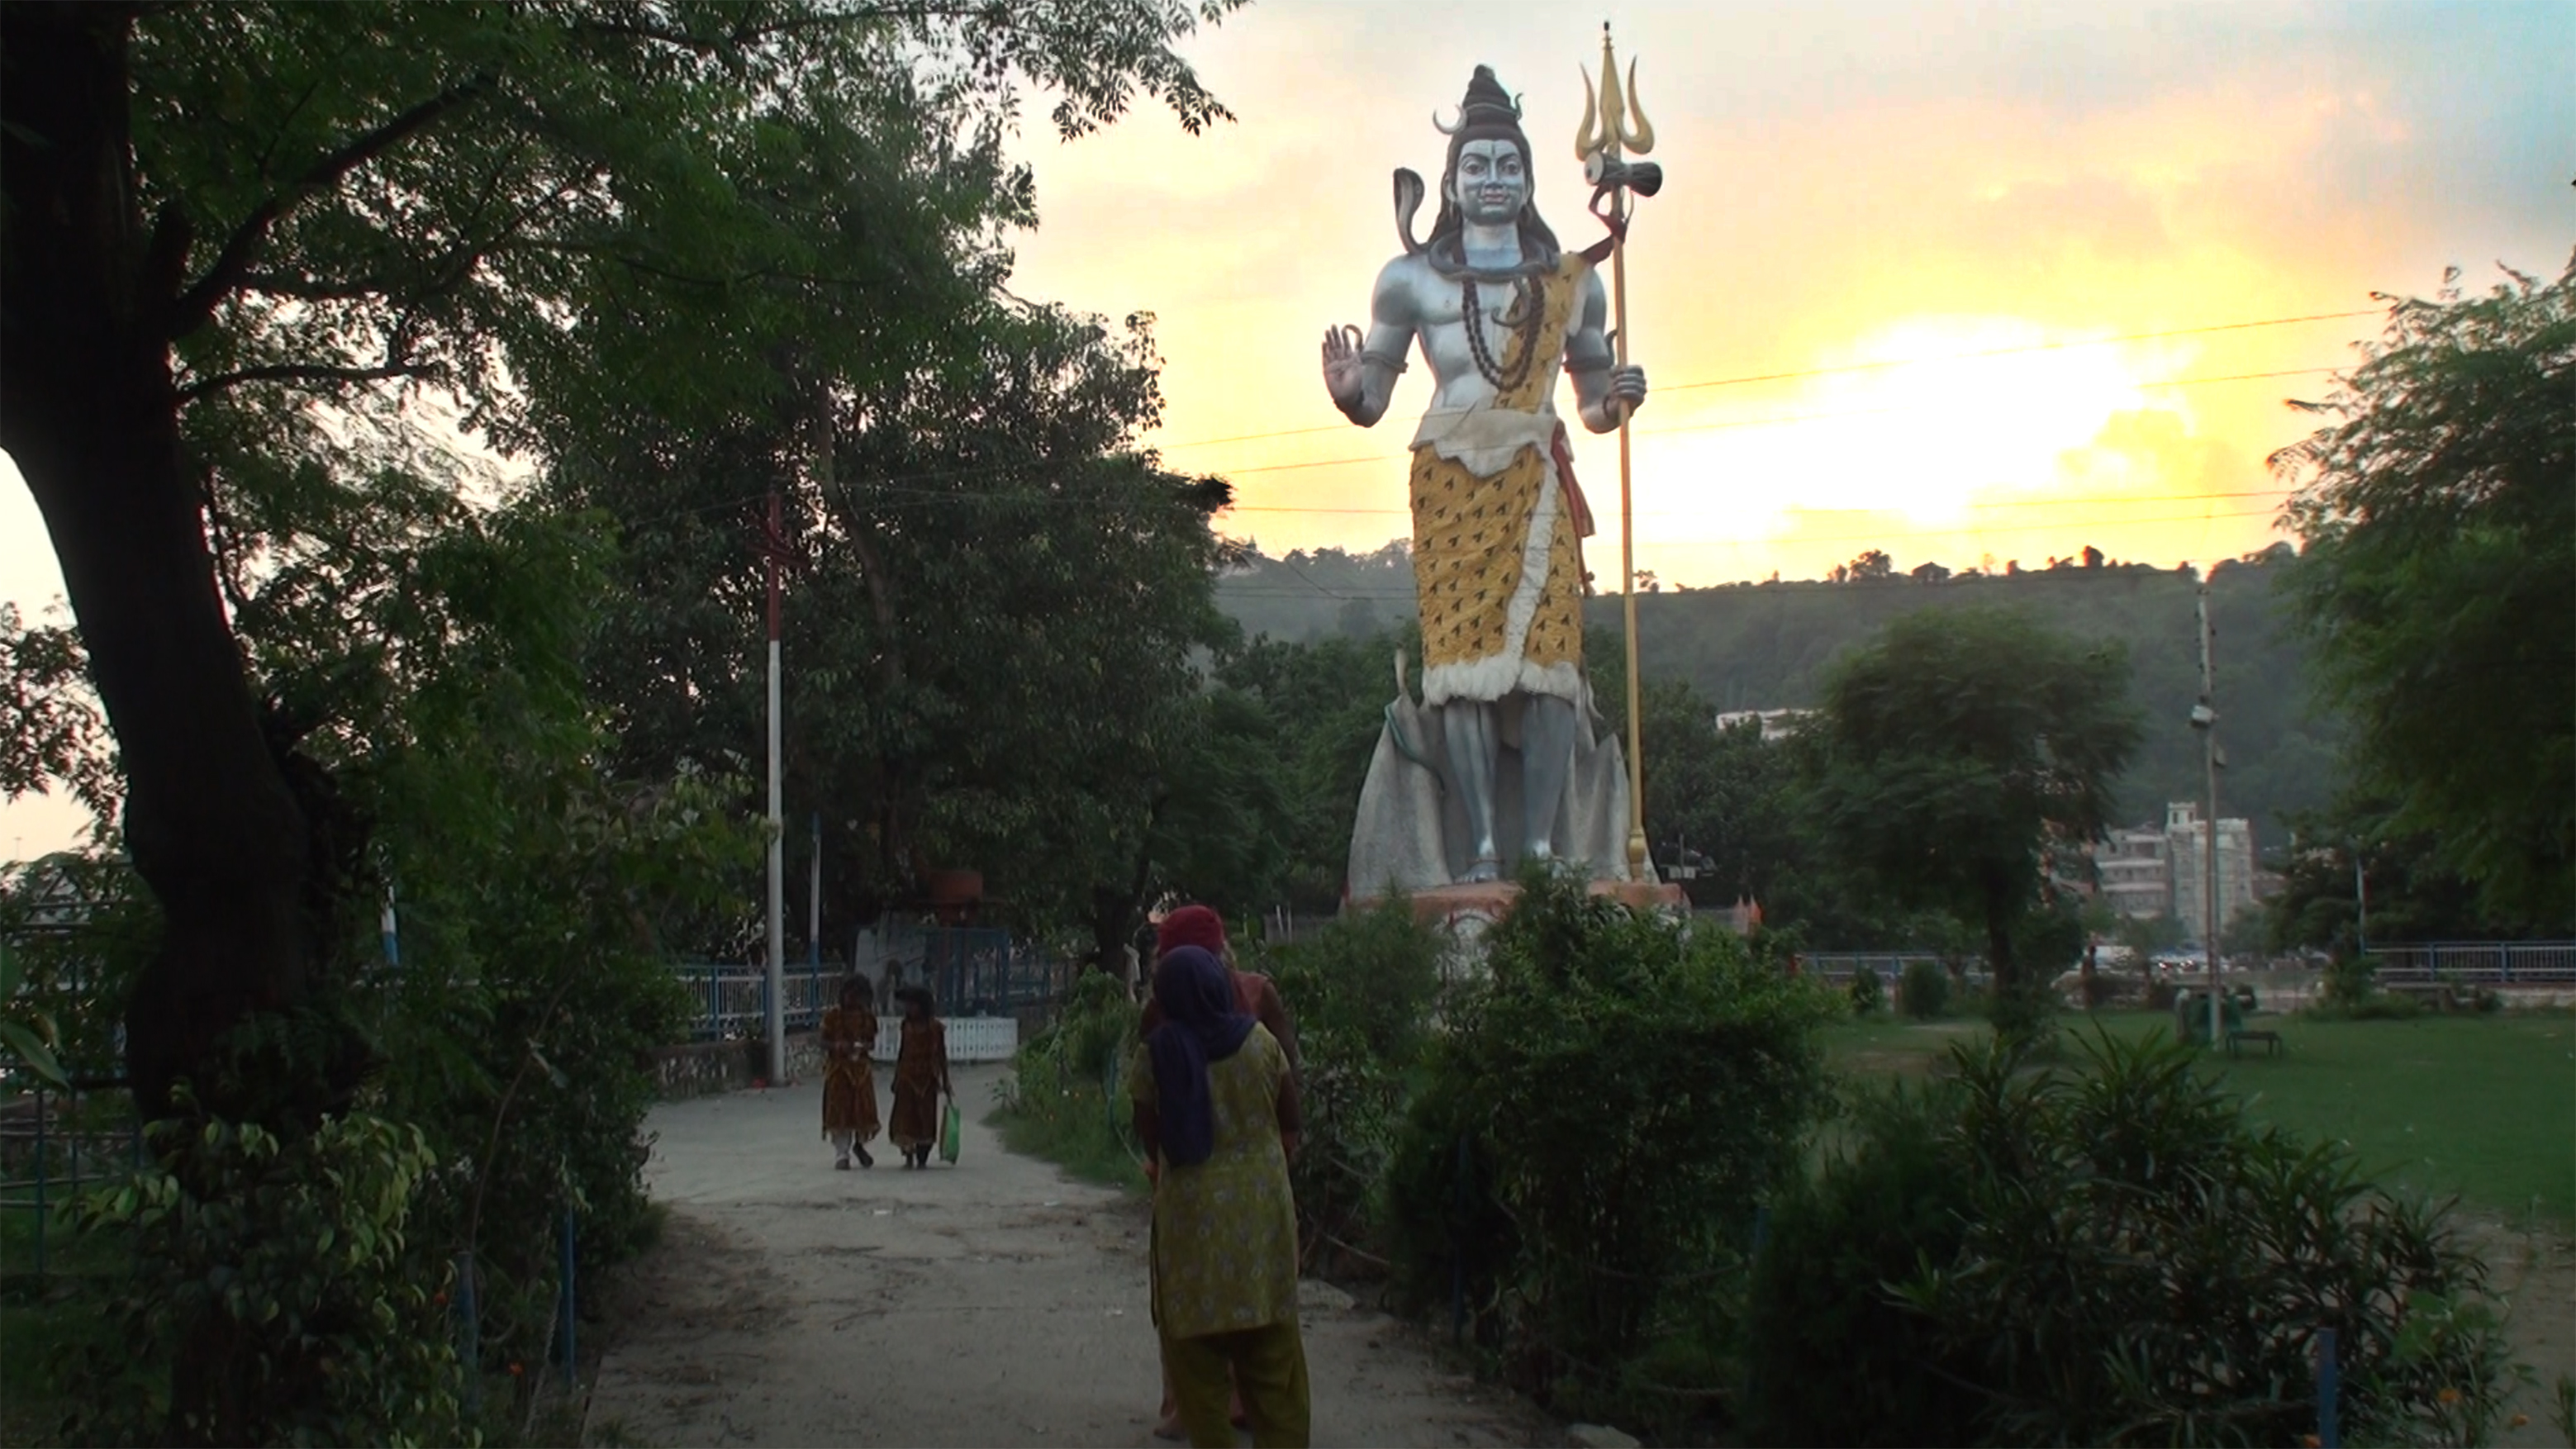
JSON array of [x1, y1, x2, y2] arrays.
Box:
[[1575, 23, 1659, 881]]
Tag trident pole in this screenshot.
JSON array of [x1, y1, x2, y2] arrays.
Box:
[[765, 489, 787, 1084], [1613, 208, 1647, 878], [1579, 22, 1659, 881]]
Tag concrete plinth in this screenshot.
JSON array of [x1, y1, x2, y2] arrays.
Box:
[[1355, 877, 1690, 930]]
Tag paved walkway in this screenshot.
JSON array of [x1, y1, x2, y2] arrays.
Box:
[[586, 1064, 1551, 1447]]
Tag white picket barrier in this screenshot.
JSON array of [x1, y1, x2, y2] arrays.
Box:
[[874, 1014, 1019, 1063]]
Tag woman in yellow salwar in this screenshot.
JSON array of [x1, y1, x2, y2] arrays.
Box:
[[888, 985, 952, 1170], [820, 977, 879, 1169], [1129, 945, 1309, 1448]]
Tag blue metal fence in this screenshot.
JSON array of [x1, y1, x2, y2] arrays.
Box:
[[672, 929, 1072, 1039], [916, 928, 1067, 1017], [0, 1079, 142, 1275], [2374, 941, 2576, 986], [669, 957, 839, 1041]]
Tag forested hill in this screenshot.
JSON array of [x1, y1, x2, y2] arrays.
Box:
[[1214, 545, 2339, 843]]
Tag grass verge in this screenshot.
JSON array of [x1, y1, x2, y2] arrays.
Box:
[[1825, 1008, 2575, 1228], [988, 1082, 1146, 1193]]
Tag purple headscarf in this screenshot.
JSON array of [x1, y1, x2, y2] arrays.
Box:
[[1148, 946, 1257, 1168]]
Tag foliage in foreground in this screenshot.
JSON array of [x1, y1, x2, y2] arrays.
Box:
[[2, 506, 742, 1443], [56, 1106, 468, 1447], [1256, 897, 1450, 1268], [1742, 1029, 2514, 1447], [1385, 867, 1839, 1435], [993, 972, 1145, 1191]]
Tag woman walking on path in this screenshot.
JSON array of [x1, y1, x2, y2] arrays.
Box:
[[1130, 945, 1309, 1448], [888, 985, 953, 1169], [820, 977, 880, 1169], [1140, 905, 1299, 1438]]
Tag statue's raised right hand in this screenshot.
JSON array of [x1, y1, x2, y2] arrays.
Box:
[[1321, 324, 1365, 407]]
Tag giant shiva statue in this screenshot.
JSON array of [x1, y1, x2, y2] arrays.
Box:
[[1326, 64, 1647, 889]]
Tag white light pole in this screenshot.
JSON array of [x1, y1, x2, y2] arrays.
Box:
[[764, 489, 787, 1084]]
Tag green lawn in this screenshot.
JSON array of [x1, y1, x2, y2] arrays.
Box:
[[1823, 1010, 2576, 1228]]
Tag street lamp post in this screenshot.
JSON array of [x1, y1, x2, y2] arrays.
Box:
[[2191, 579, 2222, 1048]]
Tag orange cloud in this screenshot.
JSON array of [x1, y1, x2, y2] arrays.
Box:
[[1003, 4, 2561, 586]]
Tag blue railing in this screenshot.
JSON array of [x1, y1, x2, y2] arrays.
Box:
[[669, 957, 839, 1041], [671, 928, 1072, 1039], [2374, 941, 2576, 986], [0, 1078, 142, 1275], [1798, 951, 1984, 986]]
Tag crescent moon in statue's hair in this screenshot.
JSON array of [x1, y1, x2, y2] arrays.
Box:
[[1431, 106, 1464, 136]]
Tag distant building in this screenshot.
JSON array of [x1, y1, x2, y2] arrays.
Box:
[[2165, 801, 2257, 933], [2084, 807, 2258, 928], [1713, 708, 1810, 742], [2094, 826, 2171, 919]]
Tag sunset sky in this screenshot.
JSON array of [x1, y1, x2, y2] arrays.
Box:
[[1, 0, 2568, 853], [1006, 0, 2572, 583]]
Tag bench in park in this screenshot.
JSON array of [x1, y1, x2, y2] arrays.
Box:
[[2226, 1028, 2284, 1058]]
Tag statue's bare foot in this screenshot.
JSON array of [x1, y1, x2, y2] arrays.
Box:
[[1461, 855, 1504, 884]]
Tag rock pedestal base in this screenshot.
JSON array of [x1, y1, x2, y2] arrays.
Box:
[[1352, 877, 1690, 931]]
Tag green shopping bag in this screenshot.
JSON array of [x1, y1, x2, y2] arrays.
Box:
[[939, 1096, 962, 1165]]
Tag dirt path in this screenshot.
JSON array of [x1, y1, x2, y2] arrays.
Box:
[[586, 1065, 1553, 1447], [2473, 1216, 2576, 1448]]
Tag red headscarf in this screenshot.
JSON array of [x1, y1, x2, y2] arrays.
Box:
[[1156, 905, 1227, 959]]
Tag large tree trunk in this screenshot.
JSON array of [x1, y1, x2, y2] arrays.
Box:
[[1983, 872, 2020, 1002], [1, 4, 316, 1117], [1090, 793, 1167, 981]]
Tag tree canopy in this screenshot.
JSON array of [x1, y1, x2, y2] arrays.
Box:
[[2276, 257, 2575, 931], [1797, 607, 2141, 1017], [2, 0, 1244, 1115], [2, 6, 1253, 1433]]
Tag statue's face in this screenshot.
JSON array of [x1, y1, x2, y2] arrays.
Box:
[[1449, 137, 1529, 226]]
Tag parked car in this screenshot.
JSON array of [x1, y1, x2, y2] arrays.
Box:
[[2150, 944, 2227, 979]]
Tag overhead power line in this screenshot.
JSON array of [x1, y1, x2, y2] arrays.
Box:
[[1651, 311, 2376, 397], [1144, 306, 2374, 453], [1220, 503, 2287, 597], [1210, 364, 2342, 479], [592, 304, 2375, 530], [1225, 485, 2294, 519]]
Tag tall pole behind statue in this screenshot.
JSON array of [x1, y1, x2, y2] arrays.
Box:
[[1576, 25, 1660, 878], [763, 488, 787, 1085]]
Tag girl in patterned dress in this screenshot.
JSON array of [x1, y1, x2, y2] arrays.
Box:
[[887, 986, 952, 1169], [820, 977, 880, 1168]]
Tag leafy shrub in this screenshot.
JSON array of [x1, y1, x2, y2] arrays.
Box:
[[58, 1104, 468, 1447], [1740, 1084, 1983, 1446], [1385, 866, 1837, 1432], [1261, 896, 1447, 1068], [362, 759, 741, 1393], [1743, 1029, 2512, 1447], [1260, 899, 1449, 1266], [993, 971, 1144, 1189], [1846, 964, 1884, 1016], [2325, 950, 2382, 1008], [1899, 959, 1950, 1019]]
